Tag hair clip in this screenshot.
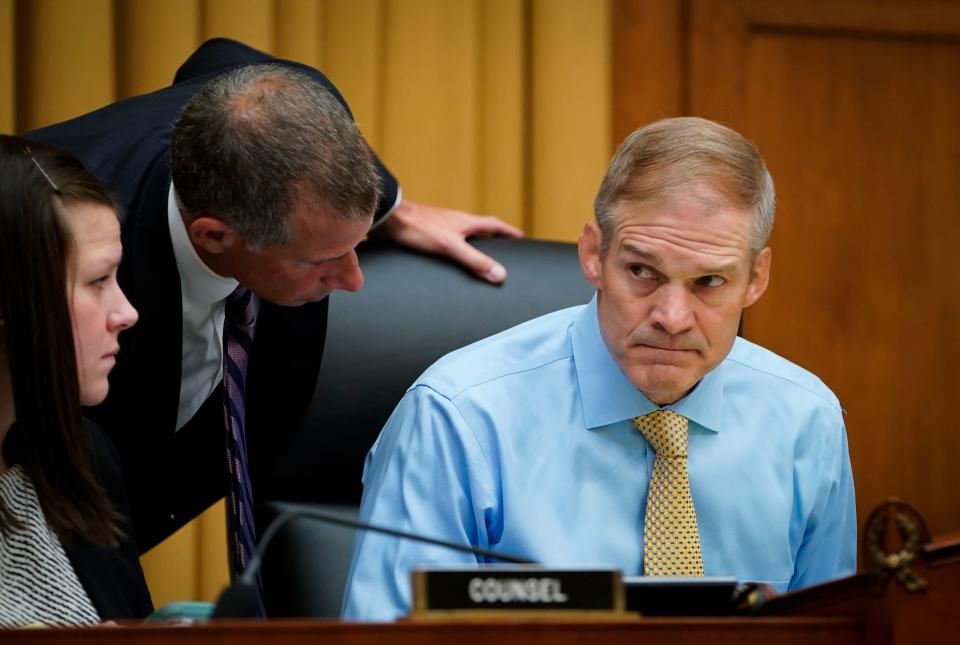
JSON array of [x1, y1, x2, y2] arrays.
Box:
[[23, 146, 60, 193]]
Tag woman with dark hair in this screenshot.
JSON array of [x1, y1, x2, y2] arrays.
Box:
[[0, 135, 153, 625]]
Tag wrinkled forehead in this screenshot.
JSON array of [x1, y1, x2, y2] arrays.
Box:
[[607, 188, 758, 267], [613, 178, 751, 227]]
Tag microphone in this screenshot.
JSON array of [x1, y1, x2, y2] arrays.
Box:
[[211, 506, 536, 618]]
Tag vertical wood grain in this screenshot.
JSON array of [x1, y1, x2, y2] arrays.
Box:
[[379, 0, 481, 211], [530, 0, 611, 241], [15, 0, 115, 131], [274, 0, 323, 68], [477, 0, 527, 229], [202, 0, 275, 54], [116, 0, 201, 98], [611, 0, 685, 146], [321, 0, 384, 149], [610, 0, 960, 535], [0, 0, 14, 133]]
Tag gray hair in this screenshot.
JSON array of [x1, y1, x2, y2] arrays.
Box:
[[594, 117, 775, 255], [171, 64, 380, 249]]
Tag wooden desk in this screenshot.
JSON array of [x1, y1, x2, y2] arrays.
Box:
[[4, 506, 955, 645], [762, 529, 960, 645], [3, 617, 860, 645]]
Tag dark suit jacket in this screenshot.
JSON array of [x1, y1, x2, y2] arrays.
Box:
[[27, 38, 399, 551], [67, 420, 154, 620]]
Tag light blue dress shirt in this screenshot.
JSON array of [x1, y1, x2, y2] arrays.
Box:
[[342, 296, 856, 621]]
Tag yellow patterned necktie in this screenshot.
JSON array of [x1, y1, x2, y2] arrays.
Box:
[[634, 410, 704, 576]]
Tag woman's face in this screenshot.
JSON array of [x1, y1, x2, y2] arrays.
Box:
[[67, 201, 138, 406]]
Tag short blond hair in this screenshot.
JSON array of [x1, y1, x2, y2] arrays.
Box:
[[594, 117, 775, 254]]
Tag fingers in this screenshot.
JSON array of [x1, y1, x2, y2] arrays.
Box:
[[446, 237, 509, 284], [377, 201, 520, 284], [460, 214, 524, 239]]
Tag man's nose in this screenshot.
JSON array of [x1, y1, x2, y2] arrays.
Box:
[[325, 251, 364, 293], [649, 284, 695, 335]]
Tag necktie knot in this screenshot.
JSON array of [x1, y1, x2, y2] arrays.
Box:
[[633, 410, 689, 458], [226, 285, 255, 334]]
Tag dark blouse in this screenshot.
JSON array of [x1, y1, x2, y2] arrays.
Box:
[[67, 419, 154, 621]]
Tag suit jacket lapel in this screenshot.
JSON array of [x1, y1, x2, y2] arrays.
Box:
[[125, 151, 183, 438], [88, 149, 183, 522]]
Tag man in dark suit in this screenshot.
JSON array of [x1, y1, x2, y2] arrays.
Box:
[[27, 38, 521, 557]]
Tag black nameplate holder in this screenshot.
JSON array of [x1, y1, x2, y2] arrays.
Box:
[[410, 566, 626, 618], [624, 575, 739, 615]]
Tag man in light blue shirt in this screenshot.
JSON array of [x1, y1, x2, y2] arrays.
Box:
[[342, 117, 856, 621]]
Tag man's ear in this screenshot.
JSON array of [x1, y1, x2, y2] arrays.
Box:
[[187, 216, 241, 255], [578, 221, 603, 290], [743, 246, 772, 308]]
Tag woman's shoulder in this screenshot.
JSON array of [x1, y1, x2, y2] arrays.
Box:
[[80, 418, 123, 489], [74, 417, 155, 619]]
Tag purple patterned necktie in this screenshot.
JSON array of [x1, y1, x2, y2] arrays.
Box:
[[223, 285, 265, 615]]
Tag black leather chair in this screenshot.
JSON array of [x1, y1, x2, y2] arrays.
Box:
[[259, 237, 596, 617]]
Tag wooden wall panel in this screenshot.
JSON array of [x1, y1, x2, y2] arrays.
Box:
[[379, 0, 482, 212], [531, 0, 611, 241], [117, 0, 201, 97], [739, 30, 960, 537], [478, 0, 527, 227], [0, 0, 13, 133], [14, 0, 115, 132], [321, 0, 384, 149], [202, 0, 274, 52], [611, 0, 684, 143], [274, 0, 324, 67], [614, 0, 960, 536]]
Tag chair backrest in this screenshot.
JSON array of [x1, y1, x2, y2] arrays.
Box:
[[260, 237, 596, 617], [259, 501, 359, 618]]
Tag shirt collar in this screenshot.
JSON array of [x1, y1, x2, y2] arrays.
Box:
[[571, 294, 725, 433], [167, 183, 238, 313]]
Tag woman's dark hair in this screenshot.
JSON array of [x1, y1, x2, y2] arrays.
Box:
[[0, 135, 121, 547]]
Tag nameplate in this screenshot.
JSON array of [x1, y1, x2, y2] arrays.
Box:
[[410, 566, 624, 617]]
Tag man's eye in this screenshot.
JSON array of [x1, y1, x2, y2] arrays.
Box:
[[697, 275, 726, 287], [629, 264, 655, 279]]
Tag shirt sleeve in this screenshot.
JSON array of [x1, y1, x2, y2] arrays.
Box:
[[789, 415, 857, 590], [341, 385, 497, 622]]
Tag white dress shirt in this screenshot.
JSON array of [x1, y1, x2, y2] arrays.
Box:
[[167, 185, 238, 431], [166, 183, 402, 430]]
